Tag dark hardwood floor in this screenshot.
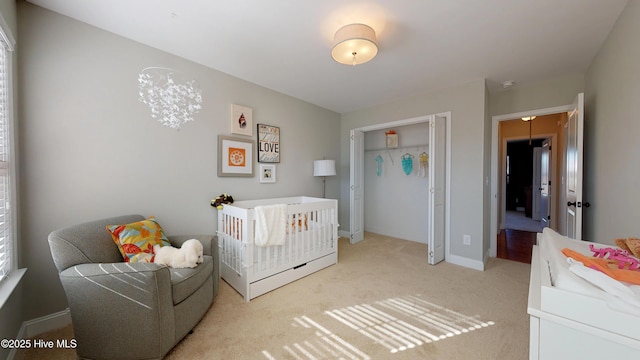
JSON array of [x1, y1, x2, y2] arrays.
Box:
[[497, 229, 537, 264]]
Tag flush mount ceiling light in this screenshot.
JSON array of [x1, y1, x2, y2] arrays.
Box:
[[331, 23, 378, 66]]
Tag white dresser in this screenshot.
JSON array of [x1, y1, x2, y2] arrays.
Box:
[[527, 229, 640, 359]]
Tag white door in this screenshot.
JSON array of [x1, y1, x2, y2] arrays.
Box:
[[532, 147, 542, 221], [349, 129, 364, 244], [566, 93, 584, 239], [540, 139, 550, 228], [428, 115, 446, 264]]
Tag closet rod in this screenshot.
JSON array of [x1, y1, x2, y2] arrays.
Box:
[[364, 144, 428, 152]]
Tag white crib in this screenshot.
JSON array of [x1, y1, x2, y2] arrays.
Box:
[[217, 196, 338, 301]]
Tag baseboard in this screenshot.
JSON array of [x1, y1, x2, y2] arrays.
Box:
[[447, 254, 485, 271], [338, 230, 350, 239], [21, 308, 72, 339], [7, 309, 72, 360]]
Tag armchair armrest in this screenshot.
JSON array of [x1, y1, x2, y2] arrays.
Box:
[[58, 262, 176, 359], [166, 235, 220, 298]]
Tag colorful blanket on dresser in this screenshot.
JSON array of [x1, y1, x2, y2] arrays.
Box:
[[541, 228, 640, 316]]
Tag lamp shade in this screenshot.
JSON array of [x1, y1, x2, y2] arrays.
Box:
[[313, 160, 336, 177], [331, 23, 378, 65]]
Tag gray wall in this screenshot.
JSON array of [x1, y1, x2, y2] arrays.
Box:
[[340, 80, 488, 267], [584, 0, 640, 243], [17, 2, 340, 321], [489, 73, 585, 117]]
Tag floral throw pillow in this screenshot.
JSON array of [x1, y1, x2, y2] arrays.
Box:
[[106, 217, 171, 263]]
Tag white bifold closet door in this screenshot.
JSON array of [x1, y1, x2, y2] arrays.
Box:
[[349, 129, 365, 244], [428, 115, 446, 265]]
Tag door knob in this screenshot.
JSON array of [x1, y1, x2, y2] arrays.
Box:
[[568, 201, 590, 208]]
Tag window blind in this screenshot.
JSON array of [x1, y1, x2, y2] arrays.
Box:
[[0, 42, 11, 282]]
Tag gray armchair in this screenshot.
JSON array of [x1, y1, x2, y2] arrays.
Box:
[[47, 215, 219, 360]]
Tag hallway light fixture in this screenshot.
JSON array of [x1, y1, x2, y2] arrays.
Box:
[[331, 23, 378, 66], [521, 116, 536, 144]]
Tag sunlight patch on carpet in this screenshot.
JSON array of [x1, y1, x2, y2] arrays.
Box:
[[263, 315, 371, 360], [261, 295, 495, 359]]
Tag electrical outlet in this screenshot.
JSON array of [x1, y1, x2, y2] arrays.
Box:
[[463, 235, 471, 245]]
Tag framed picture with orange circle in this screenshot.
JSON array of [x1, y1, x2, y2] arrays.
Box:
[[218, 135, 254, 177]]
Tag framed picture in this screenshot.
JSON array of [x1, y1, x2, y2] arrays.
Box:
[[257, 124, 280, 163], [386, 133, 398, 148], [259, 164, 276, 183], [217, 135, 254, 177], [230, 104, 253, 136]]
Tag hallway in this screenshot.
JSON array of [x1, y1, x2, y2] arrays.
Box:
[[497, 229, 537, 264], [505, 210, 544, 233]]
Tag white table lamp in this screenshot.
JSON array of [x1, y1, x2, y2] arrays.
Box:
[[313, 159, 336, 198]]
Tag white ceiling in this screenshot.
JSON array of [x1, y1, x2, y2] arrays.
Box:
[[26, 0, 628, 113]]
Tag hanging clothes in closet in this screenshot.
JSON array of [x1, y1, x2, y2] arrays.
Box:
[[418, 152, 428, 177], [375, 155, 383, 176], [401, 153, 414, 175]]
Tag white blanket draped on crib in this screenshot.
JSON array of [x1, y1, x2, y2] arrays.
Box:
[[254, 204, 287, 247]]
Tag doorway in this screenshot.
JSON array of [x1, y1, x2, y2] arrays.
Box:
[[499, 135, 549, 264], [349, 113, 451, 265], [490, 106, 572, 258], [505, 137, 545, 233], [498, 116, 560, 235]]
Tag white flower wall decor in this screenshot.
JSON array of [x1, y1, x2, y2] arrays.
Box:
[[138, 67, 203, 130]]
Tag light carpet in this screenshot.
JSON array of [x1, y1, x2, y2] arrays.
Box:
[[16, 232, 531, 359]]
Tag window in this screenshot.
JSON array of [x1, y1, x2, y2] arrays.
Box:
[[0, 17, 15, 283]]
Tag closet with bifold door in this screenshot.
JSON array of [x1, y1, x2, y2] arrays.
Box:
[[349, 114, 447, 264]]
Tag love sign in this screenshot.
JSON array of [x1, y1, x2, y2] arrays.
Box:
[[257, 124, 280, 163]]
